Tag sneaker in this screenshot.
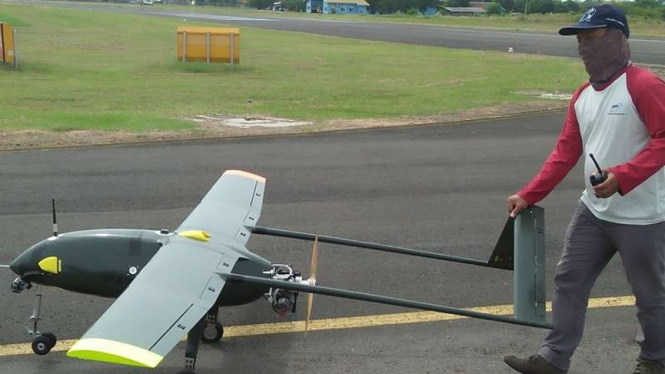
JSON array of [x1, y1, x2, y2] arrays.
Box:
[[503, 354, 568, 374], [634, 357, 665, 374]]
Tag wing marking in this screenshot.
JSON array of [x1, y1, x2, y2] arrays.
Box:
[[178, 230, 212, 242], [68, 338, 163, 368]]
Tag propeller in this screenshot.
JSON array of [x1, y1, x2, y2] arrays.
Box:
[[305, 235, 319, 333]]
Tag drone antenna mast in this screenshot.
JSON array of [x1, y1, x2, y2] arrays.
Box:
[[52, 198, 58, 237]]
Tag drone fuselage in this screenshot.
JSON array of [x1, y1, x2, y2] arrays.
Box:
[[10, 229, 271, 306]]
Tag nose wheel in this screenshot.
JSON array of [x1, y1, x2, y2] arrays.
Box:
[[31, 333, 57, 355]]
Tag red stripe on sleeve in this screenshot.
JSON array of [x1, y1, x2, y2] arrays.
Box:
[[609, 67, 665, 195], [517, 85, 586, 205]]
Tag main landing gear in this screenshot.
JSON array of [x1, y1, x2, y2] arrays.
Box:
[[14, 281, 58, 355], [178, 307, 224, 374], [201, 307, 224, 344]]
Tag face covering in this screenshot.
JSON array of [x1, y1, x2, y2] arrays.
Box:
[[577, 28, 631, 86]]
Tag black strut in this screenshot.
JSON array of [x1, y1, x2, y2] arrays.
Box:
[[250, 226, 493, 268]]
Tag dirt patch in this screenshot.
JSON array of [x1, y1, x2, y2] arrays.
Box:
[[0, 101, 567, 152]]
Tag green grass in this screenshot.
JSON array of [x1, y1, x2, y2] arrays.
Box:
[[0, 3, 589, 133]]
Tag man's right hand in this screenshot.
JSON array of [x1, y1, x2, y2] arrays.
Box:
[[506, 194, 529, 218]]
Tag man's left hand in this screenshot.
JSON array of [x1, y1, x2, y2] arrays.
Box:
[[593, 170, 620, 198]]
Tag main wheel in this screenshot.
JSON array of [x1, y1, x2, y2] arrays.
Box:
[[201, 322, 223, 343], [32, 335, 53, 355]]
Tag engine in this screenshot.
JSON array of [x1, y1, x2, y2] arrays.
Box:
[[264, 264, 304, 316]]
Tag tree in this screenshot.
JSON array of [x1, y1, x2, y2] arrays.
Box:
[[375, 0, 398, 13], [562, 0, 579, 13], [283, 0, 305, 11], [494, 0, 514, 13], [416, 0, 438, 12], [634, 0, 660, 7], [446, 0, 469, 7], [486, 2, 504, 15], [248, 0, 272, 8], [520, 0, 555, 14]]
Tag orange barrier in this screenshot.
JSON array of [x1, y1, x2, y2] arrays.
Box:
[[176, 27, 239, 64], [0, 22, 16, 67]]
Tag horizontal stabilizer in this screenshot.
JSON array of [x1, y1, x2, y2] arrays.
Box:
[[487, 217, 515, 270]]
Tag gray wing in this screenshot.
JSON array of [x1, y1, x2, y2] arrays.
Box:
[[178, 170, 265, 245], [67, 170, 266, 368], [67, 237, 238, 367]]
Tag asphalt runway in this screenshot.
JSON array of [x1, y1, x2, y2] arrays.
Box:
[[6, 0, 665, 65], [0, 112, 643, 373]]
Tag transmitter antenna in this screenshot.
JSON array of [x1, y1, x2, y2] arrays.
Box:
[[52, 198, 58, 237], [589, 153, 603, 174]]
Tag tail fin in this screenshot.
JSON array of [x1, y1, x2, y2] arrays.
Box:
[[488, 206, 546, 324]]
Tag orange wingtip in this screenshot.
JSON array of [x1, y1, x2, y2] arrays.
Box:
[[224, 170, 266, 183]]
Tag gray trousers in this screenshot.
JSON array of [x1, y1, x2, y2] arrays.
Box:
[[538, 202, 665, 371]]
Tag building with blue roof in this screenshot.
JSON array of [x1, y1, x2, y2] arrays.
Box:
[[306, 0, 370, 14]]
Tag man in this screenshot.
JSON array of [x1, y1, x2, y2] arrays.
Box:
[[503, 5, 665, 374]]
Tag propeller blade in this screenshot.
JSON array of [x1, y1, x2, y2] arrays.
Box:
[[310, 235, 318, 283], [305, 235, 318, 333]]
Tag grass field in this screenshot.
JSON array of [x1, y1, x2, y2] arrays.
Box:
[[0, 3, 589, 133]]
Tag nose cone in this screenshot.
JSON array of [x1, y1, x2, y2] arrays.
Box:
[[10, 241, 47, 277], [9, 257, 20, 275]]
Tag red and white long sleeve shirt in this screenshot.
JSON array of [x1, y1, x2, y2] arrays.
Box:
[[518, 64, 665, 225]]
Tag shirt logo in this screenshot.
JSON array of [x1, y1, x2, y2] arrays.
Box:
[[580, 8, 596, 22], [608, 102, 625, 115]]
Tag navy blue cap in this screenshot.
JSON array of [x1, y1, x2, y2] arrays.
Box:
[[559, 5, 630, 39]]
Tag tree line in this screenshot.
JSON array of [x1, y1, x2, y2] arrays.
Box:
[[201, 0, 665, 20]]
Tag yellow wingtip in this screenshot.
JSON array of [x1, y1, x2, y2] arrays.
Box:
[[67, 338, 163, 368]]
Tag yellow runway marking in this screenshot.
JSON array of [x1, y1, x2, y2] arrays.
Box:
[[0, 295, 635, 358]]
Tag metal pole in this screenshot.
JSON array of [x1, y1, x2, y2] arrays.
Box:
[[513, 206, 546, 324], [205, 32, 210, 64], [30, 285, 43, 335], [12, 28, 17, 70], [251, 226, 493, 268], [223, 273, 553, 330], [0, 23, 4, 64], [182, 31, 187, 62], [229, 33, 234, 66]]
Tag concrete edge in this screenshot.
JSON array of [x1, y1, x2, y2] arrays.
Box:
[[0, 107, 567, 154]]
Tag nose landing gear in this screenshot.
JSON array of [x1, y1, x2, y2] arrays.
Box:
[[19, 283, 58, 355]]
